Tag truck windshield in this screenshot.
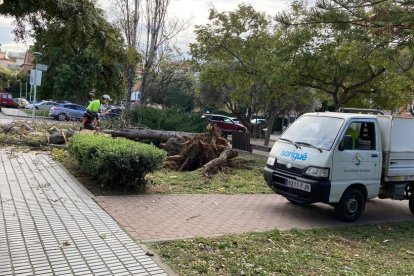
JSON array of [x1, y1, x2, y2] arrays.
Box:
[[280, 115, 344, 151]]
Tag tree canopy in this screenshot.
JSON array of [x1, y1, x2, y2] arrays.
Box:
[[190, 4, 318, 142], [275, 0, 414, 111], [1, 0, 128, 103], [3, 0, 414, 117], [191, 5, 274, 123]]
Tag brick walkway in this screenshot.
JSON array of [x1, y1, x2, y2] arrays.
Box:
[[0, 148, 169, 275], [96, 193, 414, 242]]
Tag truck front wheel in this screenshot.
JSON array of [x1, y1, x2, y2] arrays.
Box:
[[335, 188, 365, 222]]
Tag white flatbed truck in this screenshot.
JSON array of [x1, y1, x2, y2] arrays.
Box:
[[263, 108, 414, 221]]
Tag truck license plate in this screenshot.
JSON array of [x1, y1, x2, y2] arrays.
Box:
[[286, 179, 311, 192]]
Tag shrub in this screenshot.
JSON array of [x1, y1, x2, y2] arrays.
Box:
[[68, 134, 166, 189], [125, 106, 208, 133]]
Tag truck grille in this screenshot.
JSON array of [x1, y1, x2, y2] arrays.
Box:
[[276, 163, 305, 176]]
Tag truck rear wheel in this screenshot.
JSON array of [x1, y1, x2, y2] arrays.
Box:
[[335, 188, 365, 222], [410, 193, 414, 215]]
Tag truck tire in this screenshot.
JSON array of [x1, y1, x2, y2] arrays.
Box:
[[410, 193, 414, 215], [335, 188, 365, 222]]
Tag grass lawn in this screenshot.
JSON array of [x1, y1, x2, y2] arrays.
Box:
[[39, 145, 414, 275], [146, 152, 271, 194], [51, 149, 271, 195], [21, 109, 50, 116], [150, 221, 414, 275]]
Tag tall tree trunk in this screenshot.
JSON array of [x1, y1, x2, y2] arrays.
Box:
[[140, 70, 147, 104], [126, 64, 135, 106], [116, 0, 139, 107], [112, 0, 182, 105], [264, 109, 278, 146], [140, 0, 169, 104]]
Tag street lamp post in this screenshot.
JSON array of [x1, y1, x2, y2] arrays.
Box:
[[31, 52, 42, 121], [19, 80, 22, 109], [25, 80, 28, 100]]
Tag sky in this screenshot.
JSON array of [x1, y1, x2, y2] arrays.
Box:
[[0, 0, 292, 53]]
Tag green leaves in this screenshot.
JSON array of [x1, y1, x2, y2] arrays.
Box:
[[1, 0, 128, 103], [125, 106, 208, 133], [191, 4, 276, 121]]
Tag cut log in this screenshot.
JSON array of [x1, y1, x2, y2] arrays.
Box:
[[201, 149, 239, 176], [23, 123, 33, 131], [48, 130, 75, 144], [104, 129, 198, 142], [167, 155, 184, 162], [10, 126, 23, 134], [49, 126, 61, 134]]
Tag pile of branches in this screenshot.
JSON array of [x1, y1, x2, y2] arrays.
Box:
[[106, 125, 240, 174], [0, 121, 75, 148], [0, 121, 241, 175], [162, 125, 238, 175]]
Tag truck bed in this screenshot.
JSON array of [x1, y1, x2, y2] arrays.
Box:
[[378, 116, 414, 180]]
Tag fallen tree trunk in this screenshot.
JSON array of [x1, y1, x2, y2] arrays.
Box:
[[104, 129, 199, 142], [201, 149, 239, 176]]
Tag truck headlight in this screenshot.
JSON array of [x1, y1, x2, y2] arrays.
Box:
[[305, 167, 329, 178], [267, 156, 276, 167]]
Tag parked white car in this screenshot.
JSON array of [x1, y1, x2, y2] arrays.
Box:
[[13, 98, 29, 108], [251, 118, 267, 125], [26, 101, 58, 110]]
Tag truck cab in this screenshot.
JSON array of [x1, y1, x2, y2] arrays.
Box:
[[264, 109, 414, 222]]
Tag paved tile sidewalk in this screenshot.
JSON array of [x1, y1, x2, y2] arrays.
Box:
[[97, 193, 414, 242], [0, 148, 169, 275]]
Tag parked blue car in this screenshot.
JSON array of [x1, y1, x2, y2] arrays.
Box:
[[49, 103, 87, 121]]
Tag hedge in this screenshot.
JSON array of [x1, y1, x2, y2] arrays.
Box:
[[68, 134, 166, 189], [125, 106, 208, 133]]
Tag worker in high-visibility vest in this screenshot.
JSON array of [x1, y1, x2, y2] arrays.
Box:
[[81, 95, 111, 130]]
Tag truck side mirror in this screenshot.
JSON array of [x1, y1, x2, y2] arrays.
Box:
[[339, 135, 353, 151]]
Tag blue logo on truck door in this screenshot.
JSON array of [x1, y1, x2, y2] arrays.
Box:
[[281, 150, 308, 161], [353, 153, 362, 166]]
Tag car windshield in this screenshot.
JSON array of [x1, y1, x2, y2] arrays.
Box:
[[280, 115, 344, 151]]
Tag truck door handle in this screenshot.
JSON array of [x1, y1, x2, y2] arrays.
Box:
[[371, 154, 378, 158]]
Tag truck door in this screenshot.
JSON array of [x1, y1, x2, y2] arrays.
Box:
[[331, 120, 381, 202]]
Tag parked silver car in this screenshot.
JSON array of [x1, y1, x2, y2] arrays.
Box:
[[27, 100, 58, 110], [49, 103, 87, 121]]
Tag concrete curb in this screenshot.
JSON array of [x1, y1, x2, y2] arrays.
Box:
[[1, 107, 50, 120]]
